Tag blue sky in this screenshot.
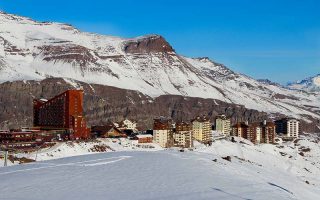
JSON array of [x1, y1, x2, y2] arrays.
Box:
[[1, 0, 319, 84]]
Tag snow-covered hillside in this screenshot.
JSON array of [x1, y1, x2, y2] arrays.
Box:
[[288, 74, 320, 93], [0, 11, 319, 122], [0, 138, 162, 166], [1, 136, 320, 200]]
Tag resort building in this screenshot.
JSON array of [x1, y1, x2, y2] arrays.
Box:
[[91, 124, 126, 138], [191, 116, 212, 144], [116, 119, 137, 131], [215, 115, 231, 136], [33, 90, 90, 139], [136, 134, 153, 143], [232, 121, 275, 144], [232, 122, 249, 139], [153, 118, 174, 148], [275, 118, 300, 138], [174, 122, 193, 148]]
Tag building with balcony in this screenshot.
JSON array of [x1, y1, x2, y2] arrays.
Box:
[[232, 121, 275, 144], [191, 116, 212, 144], [153, 118, 174, 148], [174, 122, 193, 148], [275, 118, 300, 138], [33, 90, 90, 140], [215, 115, 231, 136]]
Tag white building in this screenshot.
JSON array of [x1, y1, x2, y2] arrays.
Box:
[[275, 118, 300, 138], [215, 115, 231, 136], [115, 119, 137, 131], [287, 119, 299, 138]]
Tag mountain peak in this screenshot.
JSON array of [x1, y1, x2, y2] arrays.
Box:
[[123, 34, 174, 54], [0, 11, 319, 124], [0, 10, 34, 23], [287, 74, 320, 92], [257, 79, 281, 86]]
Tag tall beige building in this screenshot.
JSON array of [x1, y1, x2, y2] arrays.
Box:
[[174, 122, 193, 148], [153, 118, 173, 148], [191, 116, 212, 144], [215, 115, 231, 136]]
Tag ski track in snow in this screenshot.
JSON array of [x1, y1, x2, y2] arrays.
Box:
[[0, 156, 131, 176]]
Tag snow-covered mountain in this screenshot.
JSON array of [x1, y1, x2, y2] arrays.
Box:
[[288, 74, 320, 93], [0, 11, 320, 123]]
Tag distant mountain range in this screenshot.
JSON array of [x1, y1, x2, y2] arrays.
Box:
[[0, 11, 319, 132], [287, 74, 320, 93]]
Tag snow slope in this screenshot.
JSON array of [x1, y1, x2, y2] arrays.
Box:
[[0, 138, 161, 166], [1, 148, 319, 200], [1, 136, 320, 199], [196, 136, 320, 188], [288, 74, 320, 93], [0, 11, 320, 121]]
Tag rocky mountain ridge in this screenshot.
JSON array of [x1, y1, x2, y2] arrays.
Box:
[[0, 78, 318, 132], [0, 11, 319, 131], [288, 74, 320, 93]]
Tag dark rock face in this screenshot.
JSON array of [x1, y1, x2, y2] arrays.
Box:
[[0, 78, 318, 133], [39, 44, 96, 68], [0, 36, 28, 56], [123, 35, 174, 54], [257, 79, 281, 87]]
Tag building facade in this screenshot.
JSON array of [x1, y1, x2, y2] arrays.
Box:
[[136, 134, 153, 143], [91, 125, 126, 138], [0, 130, 65, 150], [232, 121, 275, 144], [275, 118, 300, 138], [232, 122, 249, 139], [215, 115, 231, 136], [191, 116, 212, 144], [174, 122, 193, 148], [116, 119, 137, 131], [122, 119, 137, 131], [33, 90, 90, 139], [153, 118, 174, 148], [261, 121, 276, 144]]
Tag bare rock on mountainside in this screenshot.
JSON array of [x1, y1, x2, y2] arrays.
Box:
[[123, 35, 174, 53], [0, 78, 319, 133], [0, 11, 319, 131]]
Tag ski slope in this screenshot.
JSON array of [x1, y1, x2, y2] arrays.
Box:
[[1, 136, 320, 200], [0, 151, 318, 200]]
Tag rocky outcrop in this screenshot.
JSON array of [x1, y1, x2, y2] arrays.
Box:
[[0, 78, 318, 133], [39, 44, 97, 67], [123, 35, 174, 54], [0, 11, 319, 129]]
